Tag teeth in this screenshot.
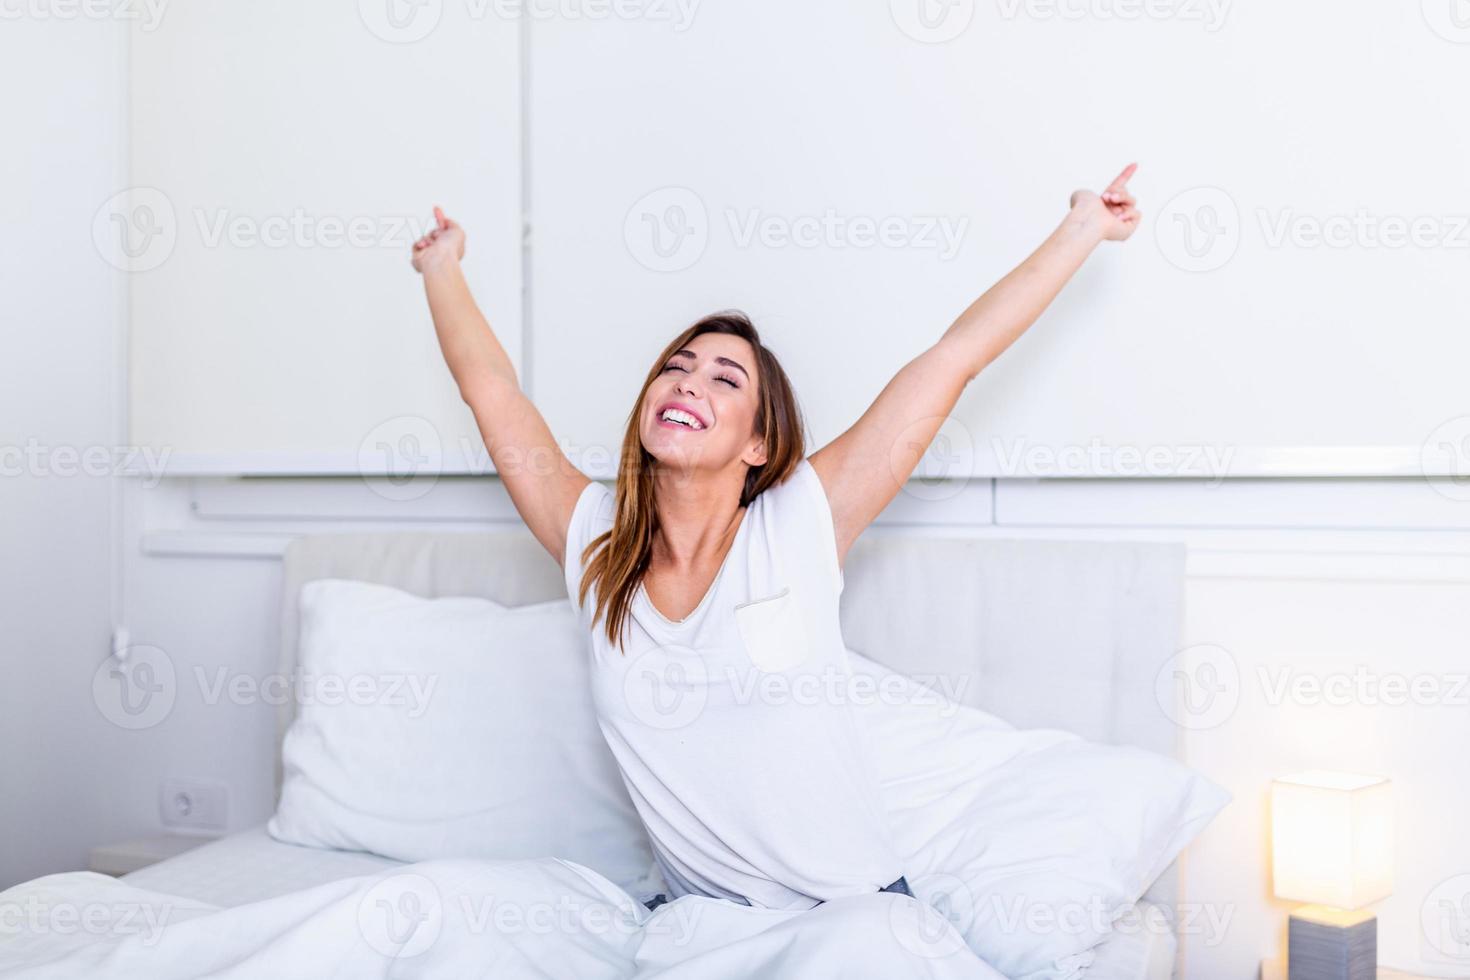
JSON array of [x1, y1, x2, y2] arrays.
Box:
[[660, 408, 704, 430]]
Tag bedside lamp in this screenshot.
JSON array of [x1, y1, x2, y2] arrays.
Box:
[[1271, 771, 1393, 980]]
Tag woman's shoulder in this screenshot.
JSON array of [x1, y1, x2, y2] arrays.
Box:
[[563, 480, 614, 603], [755, 457, 826, 515], [751, 457, 844, 588], [567, 480, 614, 550]]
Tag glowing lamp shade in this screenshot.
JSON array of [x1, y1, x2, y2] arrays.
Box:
[[1271, 771, 1393, 910]]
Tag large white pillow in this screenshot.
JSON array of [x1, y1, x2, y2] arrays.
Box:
[[268, 579, 656, 892], [846, 648, 1230, 980]]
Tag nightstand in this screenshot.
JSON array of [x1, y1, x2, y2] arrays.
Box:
[[1261, 960, 1432, 979], [89, 834, 215, 876]]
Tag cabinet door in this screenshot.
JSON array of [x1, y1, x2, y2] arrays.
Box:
[[528, 1, 1470, 479], [127, 2, 521, 473]]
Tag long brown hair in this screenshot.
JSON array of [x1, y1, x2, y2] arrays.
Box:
[[575, 311, 806, 653]]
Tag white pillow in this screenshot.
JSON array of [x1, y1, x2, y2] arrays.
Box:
[[846, 648, 1230, 980], [268, 579, 656, 892]]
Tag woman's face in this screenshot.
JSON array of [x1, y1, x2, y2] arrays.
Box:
[[639, 332, 768, 473]]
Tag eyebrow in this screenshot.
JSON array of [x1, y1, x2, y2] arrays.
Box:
[[670, 348, 750, 380]]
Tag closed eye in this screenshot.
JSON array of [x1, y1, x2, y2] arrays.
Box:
[[662, 363, 741, 388]]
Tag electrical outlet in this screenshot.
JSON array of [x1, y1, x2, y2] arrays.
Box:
[[159, 778, 228, 835]]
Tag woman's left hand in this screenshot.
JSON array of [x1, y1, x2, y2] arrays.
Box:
[[1069, 163, 1141, 242]]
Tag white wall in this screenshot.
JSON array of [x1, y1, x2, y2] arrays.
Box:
[[0, 17, 127, 886], [92, 472, 1470, 977]]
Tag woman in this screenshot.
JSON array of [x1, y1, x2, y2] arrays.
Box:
[[411, 166, 1141, 913]]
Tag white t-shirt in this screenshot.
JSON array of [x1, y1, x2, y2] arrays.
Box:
[[562, 458, 905, 911]]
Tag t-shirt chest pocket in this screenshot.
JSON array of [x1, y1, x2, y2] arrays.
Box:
[[732, 585, 812, 672]]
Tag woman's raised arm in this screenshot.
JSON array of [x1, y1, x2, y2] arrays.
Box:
[[809, 165, 1142, 567], [413, 207, 590, 567]]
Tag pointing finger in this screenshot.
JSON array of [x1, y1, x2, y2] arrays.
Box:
[[1105, 162, 1138, 193]]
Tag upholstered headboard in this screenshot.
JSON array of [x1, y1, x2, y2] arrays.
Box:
[[273, 525, 1187, 908]]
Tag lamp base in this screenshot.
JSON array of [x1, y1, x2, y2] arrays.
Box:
[[1288, 906, 1377, 980]]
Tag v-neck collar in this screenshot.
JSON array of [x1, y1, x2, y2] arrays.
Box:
[[637, 501, 754, 628]]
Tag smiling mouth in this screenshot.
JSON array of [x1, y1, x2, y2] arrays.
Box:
[[657, 407, 706, 430]]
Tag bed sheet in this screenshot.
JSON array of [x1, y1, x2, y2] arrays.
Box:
[[1085, 901, 1178, 980], [121, 826, 1176, 978], [121, 825, 401, 908]]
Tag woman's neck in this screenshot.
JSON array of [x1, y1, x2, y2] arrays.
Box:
[[649, 466, 746, 569]]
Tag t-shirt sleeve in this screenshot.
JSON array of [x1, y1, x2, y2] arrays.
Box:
[[563, 479, 615, 621], [762, 457, 846, 594]]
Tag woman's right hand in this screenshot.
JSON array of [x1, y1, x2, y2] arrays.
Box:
[[412, 205, 466, 274]]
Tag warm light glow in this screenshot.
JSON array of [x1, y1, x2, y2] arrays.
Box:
[[1271, 770, 1393, 910]]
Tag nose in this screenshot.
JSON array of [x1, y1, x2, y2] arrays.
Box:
[[674, 374, 700, 398]]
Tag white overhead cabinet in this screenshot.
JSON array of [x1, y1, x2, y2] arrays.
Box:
[[125, 2, 1470, 478], [127, 0, 521, 472], [528, 0, 1470, 479]]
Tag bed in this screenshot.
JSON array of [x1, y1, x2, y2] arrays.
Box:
[[128, 528, 1187, 978], [122, 826, 1177, 978], [3, 528, 1194, 979]]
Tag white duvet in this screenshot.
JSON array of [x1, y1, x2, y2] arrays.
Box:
[[0, 856, 1004, 979]]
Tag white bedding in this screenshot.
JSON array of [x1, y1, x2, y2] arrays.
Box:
[[0, 855, 1008, 979], [109, 827, 1176, 979], [1085, 910, 1177, 980], [121, 826, 402, 908]]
